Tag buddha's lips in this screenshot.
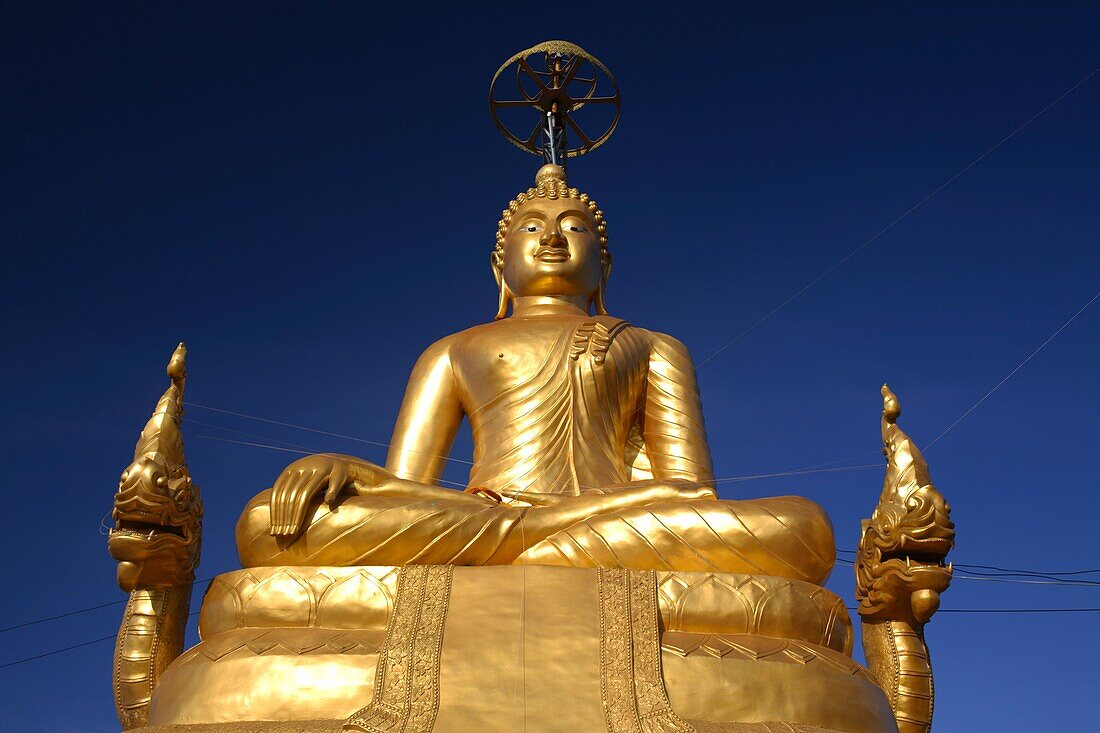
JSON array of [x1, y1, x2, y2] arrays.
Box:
[[534, 246, 569, 262]]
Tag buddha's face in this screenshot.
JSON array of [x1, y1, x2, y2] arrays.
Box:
[[501, 197, 603, 300]]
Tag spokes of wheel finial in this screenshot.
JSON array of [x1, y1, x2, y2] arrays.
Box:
[[489, 40, 621, 166]]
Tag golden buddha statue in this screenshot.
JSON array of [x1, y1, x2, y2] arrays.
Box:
[[104, 41, 956, 733], [234, 163, 834, 586]]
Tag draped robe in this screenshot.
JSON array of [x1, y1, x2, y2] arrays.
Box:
[[237, 319, 835, 584], [465, 318, 708, 495]]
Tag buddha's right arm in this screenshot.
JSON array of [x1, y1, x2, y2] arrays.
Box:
[[384, 336, 466, 484]]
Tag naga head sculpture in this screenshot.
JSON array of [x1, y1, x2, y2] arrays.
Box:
[[855, 385, 955, 624], [108, 343, 203, 591], [492, 163, 611, 319]]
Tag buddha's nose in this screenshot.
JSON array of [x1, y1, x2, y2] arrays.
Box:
[[540, 230, 567, 249]]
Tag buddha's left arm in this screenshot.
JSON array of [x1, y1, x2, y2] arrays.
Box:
[[641, 332, 716, 488]]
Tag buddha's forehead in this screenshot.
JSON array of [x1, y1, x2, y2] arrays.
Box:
[[512, 196, 592, 222]]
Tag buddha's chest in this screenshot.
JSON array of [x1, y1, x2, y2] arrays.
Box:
[[451, 319, 645, 411]]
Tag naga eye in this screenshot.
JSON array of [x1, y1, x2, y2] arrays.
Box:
[[156, 476, 168, 488]]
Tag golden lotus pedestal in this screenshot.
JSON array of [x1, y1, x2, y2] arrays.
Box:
[[137, 565, 895, 733]]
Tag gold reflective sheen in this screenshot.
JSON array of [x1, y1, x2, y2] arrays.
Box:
[[108, 163, 955, 732]]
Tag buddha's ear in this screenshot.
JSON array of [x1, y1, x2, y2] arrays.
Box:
[[491, 251, 511, 320], [594, 251, 613, 316]]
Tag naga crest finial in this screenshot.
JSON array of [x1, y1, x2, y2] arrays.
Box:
[[879, 383, 934, 506], [881, 383, 900, 425], [132, 342, 187, 466]]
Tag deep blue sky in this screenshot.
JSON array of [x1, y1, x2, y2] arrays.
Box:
[[2, 2, 1098, 730]]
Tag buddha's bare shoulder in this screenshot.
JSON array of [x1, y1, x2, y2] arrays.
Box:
[[411, 319, 534, 365], [437, 318, 525, 350]]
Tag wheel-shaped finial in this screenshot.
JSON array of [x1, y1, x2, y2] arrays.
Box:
[[489, 40, 621, 161]]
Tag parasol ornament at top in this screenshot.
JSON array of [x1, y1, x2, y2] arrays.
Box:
[[489, 40, 621, 170]]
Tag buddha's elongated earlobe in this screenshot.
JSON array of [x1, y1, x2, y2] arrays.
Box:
[[492, 252, 512, 320], [495, 281, 514, 320], [593, 252, 612, 316]]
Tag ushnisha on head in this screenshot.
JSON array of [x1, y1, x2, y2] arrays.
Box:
[[492, 164, 611, 319]]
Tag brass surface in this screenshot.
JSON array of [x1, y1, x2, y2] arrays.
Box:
[[854, 386, 956, 733]]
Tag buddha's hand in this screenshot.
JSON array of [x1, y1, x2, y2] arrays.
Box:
[[269, 454, 391, 538]]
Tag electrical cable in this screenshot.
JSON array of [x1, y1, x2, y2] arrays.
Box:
[[0, 610, 201, 669], [1, 579, 216, 634], [843, 606, 1100, 614], [923, 289, 1100, 451], [952, 563, 1100, 577], [186, 401, 474, 466], [836, 548, 1100, 578], [833, 557, 1100, 587], [191, 418, 882, 491], [695, 64, 1100, 369], [192, 434, 470, 489], [1, 602, 125, 634]]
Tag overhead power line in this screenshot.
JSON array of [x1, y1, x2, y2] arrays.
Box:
[[835, 548, 1100, 579], [191, 420, 882, 491], [923, 289, 1100, 451], [0, 611, 201, 670], [935, 607, 1100, 614], [0, 634, 118, 670], [187, 401, 475, 466], [0, 580, 216, 635], [833, 557, 1100, 587], [695, 63, 1100, 369], [952, 562, 1100, 578], [0, 601, 125, 634]]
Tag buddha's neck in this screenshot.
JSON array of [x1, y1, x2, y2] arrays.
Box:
[[512, 295, 591, 318]]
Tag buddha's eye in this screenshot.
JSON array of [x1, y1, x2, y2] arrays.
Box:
[[565, 223, 587, 233], [520, 222, 543, 233]]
